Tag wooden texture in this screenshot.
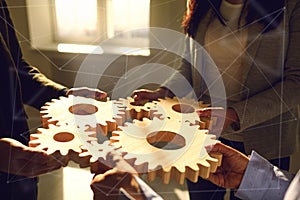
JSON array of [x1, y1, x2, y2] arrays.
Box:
[[31, 96, 222, 185], [29, 124, 97, 167], [40, 95, 126, 136], [145, 97, 210, 129], [111, 118, 221, 184]]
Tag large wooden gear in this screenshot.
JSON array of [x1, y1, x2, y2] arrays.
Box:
[[110, 117, 221, 184], [40, 95, 126, 136], [29, 124, 97, 167]]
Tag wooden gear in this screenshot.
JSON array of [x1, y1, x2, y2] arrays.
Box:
[[110, 118, 222, 184], [145, 97, 210, 129], [29, 124, 97, 167], [116, 97, 156, 120], [79, 140, 124, 173], [32, 95, 222, 185], [40, 95, 126, 136]]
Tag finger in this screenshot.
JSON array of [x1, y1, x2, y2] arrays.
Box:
[[106, 152, 137, 175], [205, 143, 239, 156], [206, 171, 225, 188], [132, 92, 148, 102], [197, 107, 225, 117], [94, 91, 107, 101], [197, 109, 211, 117], [206, 173, 219, 185]]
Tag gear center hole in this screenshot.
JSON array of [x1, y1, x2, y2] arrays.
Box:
[[172, 104, 195, 113], [69, 104, 98, 115], [53, 132, 74, 142], [147, 131, 186, 150]]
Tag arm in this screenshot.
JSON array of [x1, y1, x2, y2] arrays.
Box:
[[0, 138, 63, 177], [3, 2, 67, 109], [206, 143, 293, 199], [235, 151, 292, 199], [91, 152, 162, 200], [4, 3, 107, 108]]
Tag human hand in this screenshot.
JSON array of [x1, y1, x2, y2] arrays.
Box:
[[197, 107, 239, 135], [0, 138, 63, 177], [66, 87, 107, 101], [205, 142, 249, 189], [91, 151, 145, 200], [131, 87, 174, 105]]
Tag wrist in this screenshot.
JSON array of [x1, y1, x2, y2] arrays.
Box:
[[155, 87, 174, 98]]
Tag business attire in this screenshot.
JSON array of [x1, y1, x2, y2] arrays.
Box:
[[236, 151, 299, 200], [0, 0, 67, 199], [164, 0, 300, 199]]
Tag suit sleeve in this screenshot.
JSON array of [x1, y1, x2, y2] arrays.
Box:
[[3, 2, 67, 109], [231, 0, 300, 131]]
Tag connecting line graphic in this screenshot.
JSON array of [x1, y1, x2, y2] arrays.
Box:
[[2, 0, 296, 198]]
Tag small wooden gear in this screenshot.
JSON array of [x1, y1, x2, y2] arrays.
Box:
[[145, 97, 210, 129], [79, 140, 124, 173], [116, 97, 156, 120], [29, 124, 97, 167], [110, 118, 222, 184], [40, 95, 126, 136]]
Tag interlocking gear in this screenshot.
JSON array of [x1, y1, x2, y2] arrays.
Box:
[[116, 97, 155, 120], [79, 140, 124, 173], [40, 95, 126, 135], [110, 117, 221, 184], [145, 97, 210, 128], [29, 124, 97, 166]]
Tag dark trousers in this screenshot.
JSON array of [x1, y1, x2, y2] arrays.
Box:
[[187, 138, 290, 200], [0, 172, 38, 200]]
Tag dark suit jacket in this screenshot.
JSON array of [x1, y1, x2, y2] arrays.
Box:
[[0, 0, 66, 144], [0, 0, 66, 199]]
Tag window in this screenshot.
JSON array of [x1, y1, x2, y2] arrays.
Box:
[[26, 0, 150, 55]]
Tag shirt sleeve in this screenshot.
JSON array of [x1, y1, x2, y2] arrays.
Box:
[[235, 151, 292, 200], [134, 176, 164, 200], [284, 170, 300, 200]]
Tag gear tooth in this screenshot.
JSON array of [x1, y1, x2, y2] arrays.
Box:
[[185, 165, 199, 183], [47, 124, 57, 129], [134, 158, 147, 166], [111, 142, 122, 148], [41, 114, 50, 119], [28, 140, 40, 147], [110, 136, 120, 143], [41, 146, 53, 154], [124, 153, 135, 160], [30, 134, 40, 140], [40, 108, 48, 113], [73, 147, 82, 153], [161, 169, 171, 184], [114, 148, 124, 155], [60, 148, 69, 156], [197, 160, 210, 179]]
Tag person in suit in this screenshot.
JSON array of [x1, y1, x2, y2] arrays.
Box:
[[206, 142, 299, 200], [133, 0, 300, 199], [0, 0, 106, 199]]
